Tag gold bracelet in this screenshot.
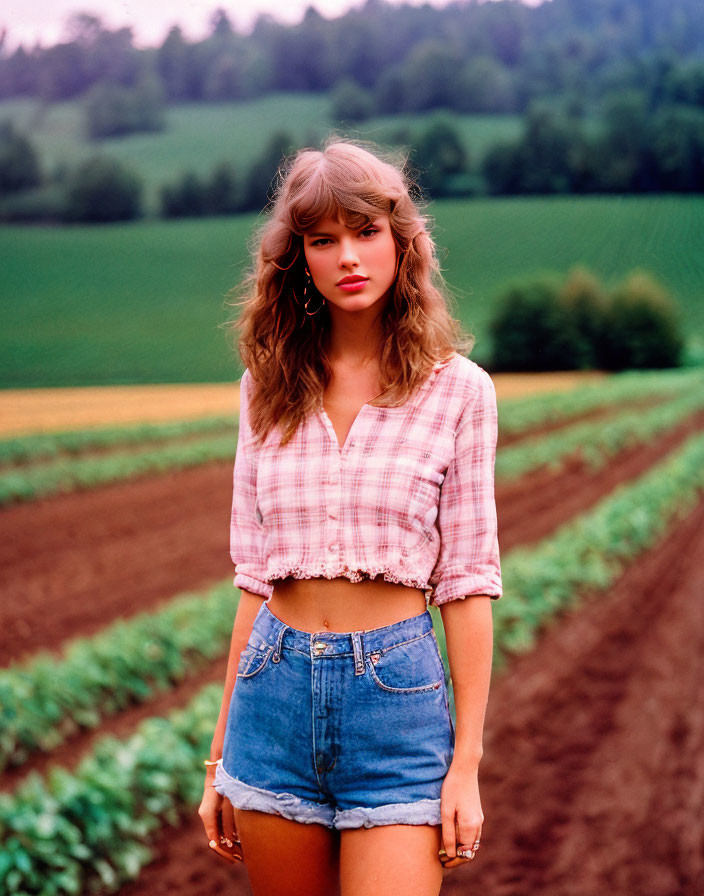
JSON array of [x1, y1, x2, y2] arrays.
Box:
[[203, 759, 221, 767]]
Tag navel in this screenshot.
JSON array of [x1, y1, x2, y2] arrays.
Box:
[[323, 619, 330, 628]]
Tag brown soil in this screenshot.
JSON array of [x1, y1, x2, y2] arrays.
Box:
[[497, 406, 704, 551], [0, 460, 234, 667]]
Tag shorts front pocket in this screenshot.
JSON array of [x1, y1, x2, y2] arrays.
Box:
[[367, 631, 445, 694], [237, 642, 274, 680]]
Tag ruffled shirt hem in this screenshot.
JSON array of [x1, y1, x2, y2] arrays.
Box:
[[267, 563, 432, 596]]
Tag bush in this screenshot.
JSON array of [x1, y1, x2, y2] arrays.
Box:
[[83, 73, 166, 139], [330, 79, 374, 122], [0, 120, 42, 194], [489, 276, 586, 371], [599, 270, 685, 370], [559, 266, 610, 368], [206, 161, 240, 214], [411, 117, 469, 197], [0, 183, 66, 222], [240, 130, 296, 212], [160, 161, 241, 217], [161, 170, 209, 217], [63, 156, 143, 222], [489, 267, 685, 371]]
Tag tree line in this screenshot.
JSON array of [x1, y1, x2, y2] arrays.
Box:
[[1, 0, 702, 118], [3, 97, 704, 224], [0, 126, 297, 222]]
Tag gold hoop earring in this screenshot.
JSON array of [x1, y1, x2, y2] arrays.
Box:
[[303, 267, 325, 316]]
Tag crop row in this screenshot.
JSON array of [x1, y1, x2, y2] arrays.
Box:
[[0, 584, 234, 773], [3, 428, 704, 894], [495, 381, 704, 481], [2, 368, 702, 506], [0, 431, 238, 506], [493, 427, 704, 665], [0, 681, 222, 895], [0, 416, 235, 468], [495, 366, 703, 435]]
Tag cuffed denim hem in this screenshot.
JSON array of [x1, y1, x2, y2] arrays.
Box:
[[214, 760, 335, 827], [333, 798, 442, 830]]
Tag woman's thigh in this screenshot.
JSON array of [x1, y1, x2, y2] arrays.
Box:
[[339, 823, 443, 896], [235, 808, 341, 896]]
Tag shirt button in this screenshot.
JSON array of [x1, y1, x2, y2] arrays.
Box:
[[328, 509, 337, 520], [328, 542, 338, 552]]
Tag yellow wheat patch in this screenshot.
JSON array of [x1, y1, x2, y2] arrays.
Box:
[[0, 371, 606, 437]]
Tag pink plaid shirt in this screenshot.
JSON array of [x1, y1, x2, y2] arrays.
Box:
[[230, 352, 502, 606]]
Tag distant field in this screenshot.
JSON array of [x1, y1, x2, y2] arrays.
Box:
[[0, 95, 522, 212], [0, 372, 606, 437], [1, 195, 702, 387]]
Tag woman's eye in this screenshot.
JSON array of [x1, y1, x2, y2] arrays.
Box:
[[360, 228, 379, 238], [310, 238, 331, 246]]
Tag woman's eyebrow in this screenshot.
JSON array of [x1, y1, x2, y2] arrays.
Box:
[[306, 220, 378, 238]]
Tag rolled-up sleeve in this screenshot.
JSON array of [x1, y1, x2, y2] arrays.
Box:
[[428, 368, 502, 605], [230, 369, 273, 599]]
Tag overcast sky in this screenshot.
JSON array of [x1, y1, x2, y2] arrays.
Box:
[[2, 0, 483, 50]]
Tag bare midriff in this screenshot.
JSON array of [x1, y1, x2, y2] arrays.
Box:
[[267, 576, 428, 634]]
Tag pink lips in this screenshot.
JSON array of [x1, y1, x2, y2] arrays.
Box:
[[337, 276, 369, 292]]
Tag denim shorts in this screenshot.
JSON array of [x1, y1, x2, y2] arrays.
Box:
[[214, 600, 455, 830]]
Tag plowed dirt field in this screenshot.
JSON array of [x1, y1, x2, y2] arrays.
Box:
[[1, 382, 702, 896]]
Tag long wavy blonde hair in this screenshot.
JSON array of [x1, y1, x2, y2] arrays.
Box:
[[227, 136, 475, 447]]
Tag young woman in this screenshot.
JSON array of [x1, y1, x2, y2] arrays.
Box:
[[198, 138, 502, 896]]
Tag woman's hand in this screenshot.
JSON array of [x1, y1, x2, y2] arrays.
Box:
[[198, 767, 244, 864], [438, 761, 484, 871]]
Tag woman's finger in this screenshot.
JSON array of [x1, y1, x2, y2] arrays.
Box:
[[219, 799, 244, 862], [198, 794, 222, 847], [454, 819, 483, 862], [221, 798, 239, 845], [209, 840, 244, 864], [440, 804, 458, 860]]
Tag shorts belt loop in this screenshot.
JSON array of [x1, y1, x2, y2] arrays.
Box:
[[351, 631, 365, 676], [272, 624, 288, 663]]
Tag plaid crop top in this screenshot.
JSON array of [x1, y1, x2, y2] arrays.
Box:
[[229, 352, 502, 606]]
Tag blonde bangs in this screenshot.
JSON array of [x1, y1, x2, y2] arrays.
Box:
[[284, 147, 399, 235]]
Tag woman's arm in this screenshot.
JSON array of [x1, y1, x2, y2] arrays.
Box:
[[199, 589, 266, 864], [437, 594, 494, 867], [440, 595, 493, 766], [208, 589, 267, 762]]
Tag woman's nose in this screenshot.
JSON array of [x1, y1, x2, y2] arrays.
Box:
[[338, 238, 359, 267]]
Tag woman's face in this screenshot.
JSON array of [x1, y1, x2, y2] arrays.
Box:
[[302, 214, 398, 315]]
